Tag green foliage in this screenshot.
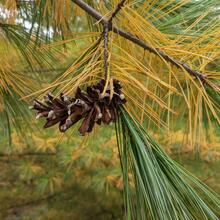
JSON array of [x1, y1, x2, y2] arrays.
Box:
[[0, 89, 31, 145], [117, 107, 220, 219]]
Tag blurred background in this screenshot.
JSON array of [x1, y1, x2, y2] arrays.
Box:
[[0, 124, 219, 220]]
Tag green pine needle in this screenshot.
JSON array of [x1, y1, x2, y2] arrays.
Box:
[[116, 106, 220, 220]]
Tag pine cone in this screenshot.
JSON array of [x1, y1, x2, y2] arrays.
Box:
[[31, 79, 126, 135]]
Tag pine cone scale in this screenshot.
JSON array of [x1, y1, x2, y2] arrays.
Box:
[[31, 79, 126, 135]]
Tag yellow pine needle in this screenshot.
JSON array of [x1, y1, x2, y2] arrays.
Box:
[[40, 32, 100, 49]]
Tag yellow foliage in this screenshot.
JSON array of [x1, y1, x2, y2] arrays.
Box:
[[30, 164, 43, 173], [32, 134, 58, 152], [1, 0, 220, 154], [11, 132, 27, 152]]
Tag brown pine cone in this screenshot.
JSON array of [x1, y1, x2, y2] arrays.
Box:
[[31, 79, 126, 135]]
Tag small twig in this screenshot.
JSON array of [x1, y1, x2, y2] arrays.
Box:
[[71, 0, 108, 24], [108, 0, 126, 24], [71, 0, 208, 82], [103, 22, 109, 79]]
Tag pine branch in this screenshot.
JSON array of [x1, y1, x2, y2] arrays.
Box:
[[72, 0, 207, 82], [103, 1, 126, 80], [103, 22, 109, 79], [108, 0, 126, 24]]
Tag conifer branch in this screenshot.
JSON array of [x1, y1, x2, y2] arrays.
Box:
[[108, 0, 126, 24], [103, 22, 109, 79], [72, 0, 207, 82]]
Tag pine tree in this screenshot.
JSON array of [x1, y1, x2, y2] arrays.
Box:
[[0, 0, 220, 219]]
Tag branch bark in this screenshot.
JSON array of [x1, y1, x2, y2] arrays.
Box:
[[72, 0, 207, 81], [109, 0, 126, 24], [103, 22, 109, 79]]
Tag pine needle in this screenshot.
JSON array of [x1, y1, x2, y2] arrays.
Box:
[[116, 106, 220, 219]]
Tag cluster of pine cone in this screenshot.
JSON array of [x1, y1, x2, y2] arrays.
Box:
[[31, 79, 126, 135]]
